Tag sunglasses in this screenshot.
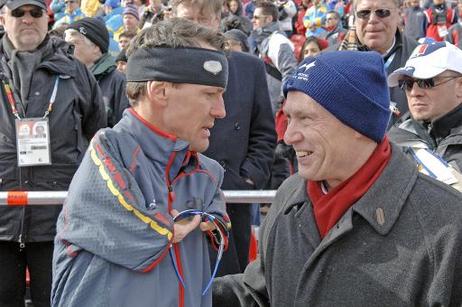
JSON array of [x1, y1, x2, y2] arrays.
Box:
[[398, 76, 459, 91], [356, 8, 392, 19], [11, 7, 45, 18], [65, 0, 76, 3]]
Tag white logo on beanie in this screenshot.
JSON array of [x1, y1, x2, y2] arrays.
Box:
[[203, 61, 222, 75], [79, 26, 87, 35], [299, 61, 316, 72]]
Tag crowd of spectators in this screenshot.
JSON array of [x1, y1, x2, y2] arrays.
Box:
[[37, 0, 462, 79]]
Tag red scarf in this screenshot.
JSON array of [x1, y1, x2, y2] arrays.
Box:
[[307, 137, 392, 238]]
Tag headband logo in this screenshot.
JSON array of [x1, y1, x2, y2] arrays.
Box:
[[79, 26, 87, 35], [203, 60, 222, 75]]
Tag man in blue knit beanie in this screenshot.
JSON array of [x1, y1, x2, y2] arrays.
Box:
[[213, 50, 462, 306]]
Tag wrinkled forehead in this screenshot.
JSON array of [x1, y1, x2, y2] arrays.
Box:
[[354, 0, 399, 10]]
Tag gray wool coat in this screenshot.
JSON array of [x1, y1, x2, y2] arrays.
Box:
[[213, 144, 462, 307]]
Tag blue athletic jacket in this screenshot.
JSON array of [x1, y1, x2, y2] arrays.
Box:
[[52, 108, 230, 307]]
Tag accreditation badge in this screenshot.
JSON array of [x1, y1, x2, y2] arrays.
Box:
[[15, 118, 51, 167], [437, 25, 448, 38]]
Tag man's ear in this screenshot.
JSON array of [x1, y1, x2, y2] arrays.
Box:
[[146, 81, 169, 106]]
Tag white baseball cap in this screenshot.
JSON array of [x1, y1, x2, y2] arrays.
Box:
[[388, 41, 462, 87]]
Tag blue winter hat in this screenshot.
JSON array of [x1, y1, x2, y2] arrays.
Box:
[[283, 50, 391, 143], [104, 0, 120, 9]]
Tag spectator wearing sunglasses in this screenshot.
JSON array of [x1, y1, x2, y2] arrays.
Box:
[[53, 0, 85, 28], [388, 41, 462, 191], [338, 0, 418, 127], [0, 0, 106, 306], [324, 10, 346, 45], [251, 1, 298, 114]]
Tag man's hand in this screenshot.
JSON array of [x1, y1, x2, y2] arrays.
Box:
[[199, 220, 216, 232], [171, 209, 201, 243], [170, 210, 218, 243]]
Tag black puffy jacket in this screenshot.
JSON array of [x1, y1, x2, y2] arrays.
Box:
[[0, 36, 106, 243]]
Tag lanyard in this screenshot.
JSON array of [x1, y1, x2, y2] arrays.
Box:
[[2, 76, 60, 120], [408, 147, 450, 179], [384, 52, 396, 71], [168, 209, 229, 296]]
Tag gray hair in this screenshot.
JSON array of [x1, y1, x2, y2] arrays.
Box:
[[64, 28, 96, 49]]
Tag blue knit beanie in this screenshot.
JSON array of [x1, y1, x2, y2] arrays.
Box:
[[283, 51, 391, 143]]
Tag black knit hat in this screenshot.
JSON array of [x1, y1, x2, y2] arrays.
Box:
[[68, 17, 110, 54]]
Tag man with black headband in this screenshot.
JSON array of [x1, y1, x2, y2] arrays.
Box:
[[0, 0, 105, 306], [51, 18, 231, 307]]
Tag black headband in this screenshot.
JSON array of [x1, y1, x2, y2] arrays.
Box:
[[126, 46, 228, 88]]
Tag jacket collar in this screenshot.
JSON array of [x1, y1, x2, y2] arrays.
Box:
[[37, 37, 77, 77], [91, 53, 116, 80], [394, 103, 462, 148], [282, 174, 309, 215], [1, 35, 78, 77], [352, 144, 418, 235], [253, 22, 281, 45], [284, 145, 418, 235], [429, 103, 462, 140], [119, 108, 191, 180]]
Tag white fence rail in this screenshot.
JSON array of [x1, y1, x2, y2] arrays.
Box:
[[0, 190, 277, 206]]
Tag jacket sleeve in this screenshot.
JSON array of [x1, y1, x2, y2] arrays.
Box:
[[75, 62, 107, 140], [425, 213, 462, 305], [201, 161, 232, 249], [57, 132, 174, 272], [212, 173, 292, 306], [240, 58, 277, 189], [213, 257, 269, 307], [203, 161, 227, 217]]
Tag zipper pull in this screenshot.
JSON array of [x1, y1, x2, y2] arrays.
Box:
[[18, 234, 25, 250]]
